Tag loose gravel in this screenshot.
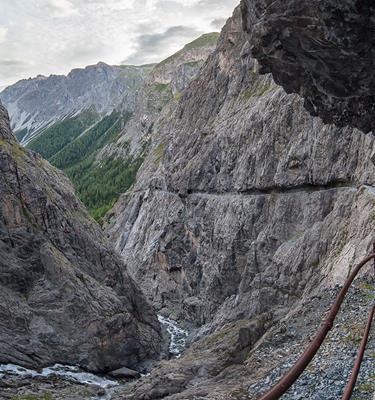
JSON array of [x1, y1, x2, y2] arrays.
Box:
[[248, 281, 374, 400]]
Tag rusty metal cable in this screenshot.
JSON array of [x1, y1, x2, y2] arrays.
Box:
[[258, 252, 375, 400], [341, 302, 375, 400]]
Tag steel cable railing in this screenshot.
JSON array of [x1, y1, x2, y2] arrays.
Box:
[[341, 303, 375, 400], [258, 252, 375, 400]]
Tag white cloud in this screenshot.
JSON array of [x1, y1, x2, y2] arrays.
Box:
[[46, 0, 79, 18], [124, 25, 203, 65], [0, 26, 8, 43], [87, 0, 136, 11], [0, 0, 238, 86]]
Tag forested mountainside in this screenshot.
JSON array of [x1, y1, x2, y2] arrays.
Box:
[[0, 102, 167, 375], [104, 4, 375, 399], [1, 33, 219, 222]]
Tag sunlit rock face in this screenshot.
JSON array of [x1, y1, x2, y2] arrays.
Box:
[[242, 0, 375, 133]]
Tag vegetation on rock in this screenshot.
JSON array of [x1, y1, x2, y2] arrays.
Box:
[[28, 110, 99, 159]]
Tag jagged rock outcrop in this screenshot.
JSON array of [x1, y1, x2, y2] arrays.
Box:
[[242, 0, 375, 133], [0, 103, 166, 372], [0, 63, 151, 144], [149, 33, 221, 96], [105, 4, 375, 398]]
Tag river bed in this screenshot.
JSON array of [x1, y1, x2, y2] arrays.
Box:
[[158, 314, 189, 357], [0, 316, 188, 399]]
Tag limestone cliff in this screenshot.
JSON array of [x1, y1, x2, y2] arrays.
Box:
[[107, 5, 375, 329]]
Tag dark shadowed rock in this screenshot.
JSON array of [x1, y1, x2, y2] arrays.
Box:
[[0, 103, 167, 372], [108, 367, 141, 379], [242, 0, 375, 133]]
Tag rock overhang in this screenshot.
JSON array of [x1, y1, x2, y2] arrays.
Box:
[[241, 0, 375, 133]]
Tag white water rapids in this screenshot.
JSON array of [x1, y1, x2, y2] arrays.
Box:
[[0, 363, 118, 389], [0, 315, 188, 396], [158, 315, 189, 357]]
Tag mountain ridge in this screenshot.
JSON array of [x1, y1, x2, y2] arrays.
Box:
[[0, 62, 153, 145]]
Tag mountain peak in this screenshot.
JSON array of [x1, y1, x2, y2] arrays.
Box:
[[183, 32, 220, 50]]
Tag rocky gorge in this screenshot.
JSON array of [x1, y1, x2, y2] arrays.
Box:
[[0, 1, 374, 399], [1, 33, 219, 222], [107, 4, 375, 331]]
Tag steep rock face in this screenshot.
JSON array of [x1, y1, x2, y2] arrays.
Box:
[[0, 103, 166, 372], [242, 0, 375, 133], [149, 33, 221, 96], [0, 63, 151, 144], [106, 2, 375, 337]]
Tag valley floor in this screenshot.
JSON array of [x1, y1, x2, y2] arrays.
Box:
[[0, 317, 186, 400]]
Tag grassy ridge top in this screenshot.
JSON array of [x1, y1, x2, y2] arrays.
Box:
[[184, 32, 221, 51], [158, 32, 220, 67]]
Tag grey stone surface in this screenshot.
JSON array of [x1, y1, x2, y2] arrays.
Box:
[[106, 5, 375, 330], [0, 103, 167, 373], [108, 367, 141, 379], [112, 280, 374, 399]]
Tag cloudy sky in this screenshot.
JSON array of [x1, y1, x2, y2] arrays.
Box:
[[0, 0, 238, 88]]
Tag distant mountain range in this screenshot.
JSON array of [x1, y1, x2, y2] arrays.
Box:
[[0, 63, 152, 145]]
